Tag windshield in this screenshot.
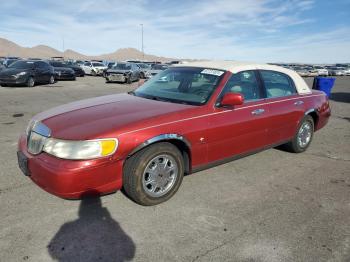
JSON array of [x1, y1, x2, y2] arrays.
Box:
[[92, 62, 104, 67], [113, 63, 131, 70], [134, 67, 225, 105], [9, 61, 34, 69]]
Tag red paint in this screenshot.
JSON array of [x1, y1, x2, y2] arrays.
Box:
[[221, 92, 244, 106], [17, 70, 330, 199]]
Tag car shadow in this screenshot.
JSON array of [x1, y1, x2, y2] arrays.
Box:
[[329, 92, 350, 103], [47, 191, 136, 262]]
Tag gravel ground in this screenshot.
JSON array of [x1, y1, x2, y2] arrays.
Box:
[[0, 76, 349, 262]]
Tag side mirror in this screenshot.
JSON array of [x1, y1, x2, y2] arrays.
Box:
[[221, 92, 244, 107]]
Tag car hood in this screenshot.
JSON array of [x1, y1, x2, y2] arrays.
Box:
[[0, 68, 30, 76], [33, 93, 194, 140]]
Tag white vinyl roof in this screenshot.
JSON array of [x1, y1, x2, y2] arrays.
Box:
[[176, 61, 311, 94]]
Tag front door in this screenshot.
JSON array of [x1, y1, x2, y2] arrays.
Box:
[[205, 70, 269, 163]]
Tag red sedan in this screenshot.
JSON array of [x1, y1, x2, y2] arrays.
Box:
[[17, 61, 331, 205]]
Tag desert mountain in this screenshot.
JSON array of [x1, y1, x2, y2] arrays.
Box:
[[0, 37, 172, 62]]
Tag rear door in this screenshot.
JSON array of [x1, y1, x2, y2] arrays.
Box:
[[206, 70, 269, 163], [38, 61, 51, 82], [258, 70, 305, 145], [33, 62, 45, 82]]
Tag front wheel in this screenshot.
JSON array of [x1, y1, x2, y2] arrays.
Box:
[[49, 75, 55, 84], [285, 115, 314, 153], [27, 77, 35, 87], [91, 70, 96, 76], [123, 142, 184, 206]]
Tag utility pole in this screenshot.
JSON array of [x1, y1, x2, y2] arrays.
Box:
[[140, 24, 144, 60], [62, 36, 65, 60]]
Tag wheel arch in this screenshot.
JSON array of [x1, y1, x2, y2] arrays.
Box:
[[305, 109, 319, 129], [127, 134, 192, 175]]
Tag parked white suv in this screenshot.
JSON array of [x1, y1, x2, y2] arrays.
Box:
[[81, 61, 107, 76]]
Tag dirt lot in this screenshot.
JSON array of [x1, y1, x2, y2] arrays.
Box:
[[0, 76, 349, 262]]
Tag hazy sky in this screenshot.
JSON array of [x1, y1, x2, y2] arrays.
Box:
[[0, 0, 349, 63]]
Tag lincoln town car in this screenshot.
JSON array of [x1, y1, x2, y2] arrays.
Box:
[[17, 61, 331, 205]]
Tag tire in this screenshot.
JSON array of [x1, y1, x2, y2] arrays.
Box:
[[49, 75, 55, 84], [285, 115, 314, 153], [140, 72, 145, 79], [91, 70, 96, 76], [123, 142, 184, 206], [27, 77, 35, 87], [126, 75, 132, 84]]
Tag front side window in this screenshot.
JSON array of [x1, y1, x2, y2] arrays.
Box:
[[92, 62, 104, 67], [260, 70, 296, 98], [220, 71, 261, 102], [134, 67, 224, 105]]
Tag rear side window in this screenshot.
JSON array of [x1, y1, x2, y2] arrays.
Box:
[[260, 70, 296, 98], [221, 71, 262, 102], [37, 61, 49, 69]]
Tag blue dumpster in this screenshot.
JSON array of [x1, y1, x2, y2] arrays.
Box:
[[312, 77, 335, 97]]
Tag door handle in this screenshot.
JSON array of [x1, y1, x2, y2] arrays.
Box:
[[251, 109, 265, 115], [294, 101, 304, 105]]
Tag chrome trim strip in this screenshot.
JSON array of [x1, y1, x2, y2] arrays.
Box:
[[128, 134, 191, 156], [32, 122, 51, 137], [305, 108, 319, 115], [120, 94, 324, 136]]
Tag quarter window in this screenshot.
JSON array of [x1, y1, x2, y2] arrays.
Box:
[[221, 71, 261, 102], [260, 70, 296, 98]]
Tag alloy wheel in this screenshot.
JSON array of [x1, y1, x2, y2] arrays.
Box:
[[142, 154, 179, 198]]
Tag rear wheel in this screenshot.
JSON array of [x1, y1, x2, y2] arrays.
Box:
[[123, 142, 184, 206], [285, 115, 314, 153], [27, 77, 35, 87], [126, 76, 132, 84]]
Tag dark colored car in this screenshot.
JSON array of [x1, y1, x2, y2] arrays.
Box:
[[0, 60, 55, 87], [105, 62, 140, 83], [47, 61, 76, 80], [63, 61, 85, 77]]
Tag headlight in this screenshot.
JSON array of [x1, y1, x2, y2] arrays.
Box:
[[43, 138, 118, 160], [15, 72, 27, 77]]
